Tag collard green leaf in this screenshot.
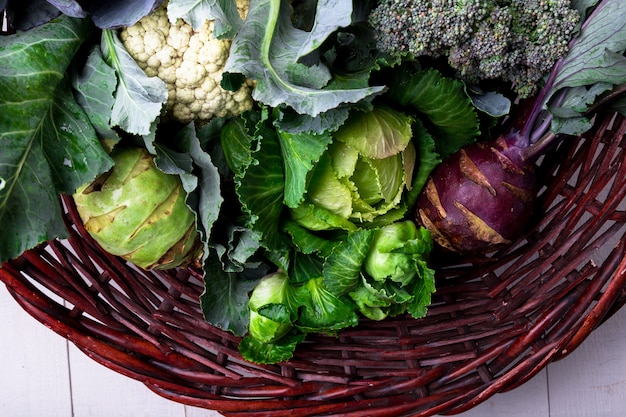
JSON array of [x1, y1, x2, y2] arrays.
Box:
[[224, 0, 384, 117], [6, 0, 165, 29], [547, 0, 626, 109], [0, 15, 112, 263], [218, 224, 263, 273], [83, 0, 166, 29], [273, 106, 352, 134], [277, 128, 332, 208], [101, 29, 168, 136], [166, 0, 243, 37], [200, 249, 264, 336], [149, 124, 225, 275], [71, 46, 119, 141]]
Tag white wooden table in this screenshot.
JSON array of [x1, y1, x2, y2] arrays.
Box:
[[1, 284, 625, 417]]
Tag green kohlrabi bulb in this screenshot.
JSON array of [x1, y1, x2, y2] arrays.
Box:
[[73, 147, 201, 270]]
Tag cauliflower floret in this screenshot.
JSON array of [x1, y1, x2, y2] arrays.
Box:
[[119, 0, 255, 125]]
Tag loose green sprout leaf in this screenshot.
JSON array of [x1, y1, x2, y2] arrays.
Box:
[[277, 128, 333, 208], [364, 221, 430, 285], [406, 260, 436, 318], [323, 228, 376, 295], [294, 277, 360, 334], [247, 271, 297, 342], [283, 219, 341, 257], [239, 332, 306, 364]]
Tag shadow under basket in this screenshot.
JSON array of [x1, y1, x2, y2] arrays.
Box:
[[2, 111, 626, 417]]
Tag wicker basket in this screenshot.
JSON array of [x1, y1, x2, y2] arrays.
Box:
[[1, 110, 626, 417]]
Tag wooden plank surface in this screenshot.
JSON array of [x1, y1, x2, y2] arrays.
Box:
[[1, 284, 625, 417], [0, 287, 73, 417]]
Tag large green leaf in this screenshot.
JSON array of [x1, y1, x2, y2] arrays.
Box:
[[223, 0, 384, 117], [236, 121, 290, 265], [543, 0, 626, 135], [406, 259, 436, 319], [283, 219, 340, 257], [387, 68, 480, 158], [404, 120, 442, 207], [0, 16, 113, 263], [550, 0, 626, 95], [71, 46, 119, 141]]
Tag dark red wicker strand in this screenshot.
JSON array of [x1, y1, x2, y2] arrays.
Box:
[[1, 111, 626, 417]]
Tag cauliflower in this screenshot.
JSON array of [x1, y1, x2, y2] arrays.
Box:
[[119, 0, 255, 125]]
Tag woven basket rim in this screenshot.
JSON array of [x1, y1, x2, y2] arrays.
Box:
[[1, 111, 626, 417]]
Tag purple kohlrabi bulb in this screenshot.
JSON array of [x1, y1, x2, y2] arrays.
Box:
[[415, 134, 537, 254]]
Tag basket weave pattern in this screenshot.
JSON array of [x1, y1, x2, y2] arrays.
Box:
[[1, 112, 626, 417]]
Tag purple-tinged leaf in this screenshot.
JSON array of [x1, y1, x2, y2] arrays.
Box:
[[4, 0, 60, 30], [47, 0, 87, 18], [82, 0, 166, 29]]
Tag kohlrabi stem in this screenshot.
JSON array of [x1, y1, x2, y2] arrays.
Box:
[[522, 81, 626, 161], [523, 131, 557, 161], [517, 57, 567, 148]]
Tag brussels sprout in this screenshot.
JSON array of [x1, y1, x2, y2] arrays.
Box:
[[73, 147, 201, 270], [364, 220, 432, 284], [247, 271, 294, 343]]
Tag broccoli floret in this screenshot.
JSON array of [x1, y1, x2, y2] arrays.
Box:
[[369, 0, 580, 97]]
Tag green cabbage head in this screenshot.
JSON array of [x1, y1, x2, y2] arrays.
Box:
[[73, 147, 200, 270], [291, 105, 415, 231]]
